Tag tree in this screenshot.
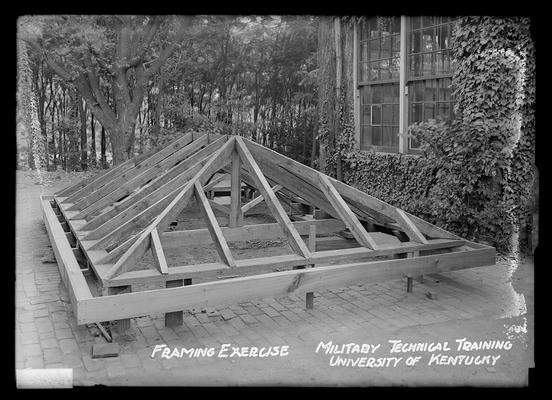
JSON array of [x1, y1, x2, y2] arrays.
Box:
[[19, 15, 194, 165]]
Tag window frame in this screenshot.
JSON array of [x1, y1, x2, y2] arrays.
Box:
[[355, 16, 458, 155]]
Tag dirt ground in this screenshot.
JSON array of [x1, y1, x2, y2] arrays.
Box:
[[16, 169, 536, 387]]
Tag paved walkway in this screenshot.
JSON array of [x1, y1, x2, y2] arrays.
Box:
[[15, 170, 535, 387]]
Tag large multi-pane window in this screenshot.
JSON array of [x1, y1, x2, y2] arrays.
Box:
[[360, 84, 400, 151], [359, 17, 401, 152], [357, 16, 458, 153], [407, 16, 456, 150]]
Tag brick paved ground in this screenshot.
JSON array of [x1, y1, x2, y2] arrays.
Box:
[[15, 170, 535, 387]]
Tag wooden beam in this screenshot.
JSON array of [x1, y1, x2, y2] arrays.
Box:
[[203, 173, 227, 191], [394, 208, 429, 244], [72, 134, 209, 220], [228, 150, 243, 227], [150, 228, 169, 274], [318, 174, 379, 250], [65, 132, 194, 205], [40, 196, 93, 319], [77, 246, 495, 324], [81, 136, 227, 232], [104, 239, 467, 287], [235, 136, 310, 259], [195, 181, 236, 267], [241, 184, 283, 213], [160, 218, 346, 248]]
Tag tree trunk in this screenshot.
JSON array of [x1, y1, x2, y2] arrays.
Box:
[[100, 125, 107, 169], [78, 96, 88, 170], [90, 111, 97, 168]]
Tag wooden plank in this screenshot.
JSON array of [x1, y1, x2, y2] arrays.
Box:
[[68, 132, 196, 212], [40, 196, 93, 320], [77, 246, 495, 324], [245, 139, 395, 225], [150, 228, 169, 274], [228, 150, 243, 228], [394, 208, 429, 244], [244, 138, 452, 237], [64, 132, 194, 204], [318, 174, 378, 250], [235, 136, 310, 259], [73, 134, 209, 220], [105, 238, 466, 287], [241, 184, 283, 213], [160, 219, 346, 248], [195, 181, 236, 267], [81, 136, 227, 232]]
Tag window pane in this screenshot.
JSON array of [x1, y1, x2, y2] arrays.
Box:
[[389, 59, 400, 79], [381, 35, 391, 58], [411, 16, 421, 30], [390, 17, 400, 34], [370, 61, 380, 81], [422, 27, 434, 52], [393, 83, 400, 98], [360, 86, 370, 104], [361, 62, 369, 82], [422, 16, 434, 27], [382, 104, 393, 124], [360, 43, 368, 63], [437, 103, 450, 120], [411, 103, 423, 123], [411, 81, 423, 102], [443, 50, 451, 73], [434, 51, 444, 74], [392, 126, 399, 146], [410, 136, 421, 150], [371, 85, 382, 103], [411, 31, 421, 53], [369, 38, 380, 60], [392, 34, 400, 53], [424, 103, 435, 120], [382, 84, 393, 103], [362, 105, 371, 125], [410, 54, 421, 77], [372, 127, 382, 145], [382, 126, 393, 146], [425, 80, 436, 101], [393, 104, 399, 125], [372, 105, 382, 125], [379, 59, 390, 80], [439, 24, 449, 50], [362, 125, 372, 146], [423, 53, 434, 75]]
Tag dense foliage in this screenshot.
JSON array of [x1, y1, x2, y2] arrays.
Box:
[[17, 15, 318, 169]]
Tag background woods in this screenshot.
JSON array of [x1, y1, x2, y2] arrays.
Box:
[[16, 15, 319, 170]]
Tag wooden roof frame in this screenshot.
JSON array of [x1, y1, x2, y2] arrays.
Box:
[[41, 132, 496, 325]]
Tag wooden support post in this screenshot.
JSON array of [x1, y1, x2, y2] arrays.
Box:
[[306, 292, 314, 309], [308, 224, 317, 252], [407, 276, 413, 293], [165, 279, 183, 327], [229, 150, 243, 227], [108, 285, 131, 333]]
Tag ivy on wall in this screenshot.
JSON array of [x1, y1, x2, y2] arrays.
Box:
[[319, 16, 536, 252]]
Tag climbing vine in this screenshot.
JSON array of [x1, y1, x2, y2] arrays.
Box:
[[320, 16, 536, 252]]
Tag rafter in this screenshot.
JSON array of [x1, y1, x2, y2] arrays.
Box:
[[195, 181, 236, 267], [318, 174, 378, 250], [235, 136, 310, 259], [241, 184, 283, 214]]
